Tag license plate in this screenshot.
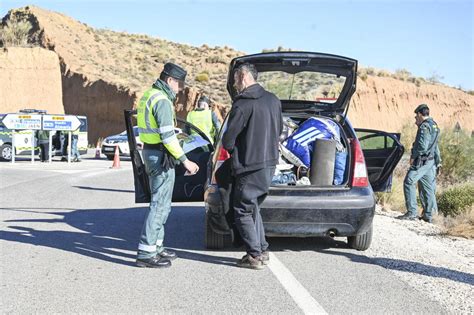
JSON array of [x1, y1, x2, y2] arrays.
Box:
[[104, 147, 115, 152]]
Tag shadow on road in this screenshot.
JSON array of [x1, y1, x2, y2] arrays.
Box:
[[2, 205, 473, 284], [1, 205, 237, 267], [72, 185, 135, 193], [320, 249, 474, 286]]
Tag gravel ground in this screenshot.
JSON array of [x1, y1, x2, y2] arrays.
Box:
[[363, 207, 474, 314]]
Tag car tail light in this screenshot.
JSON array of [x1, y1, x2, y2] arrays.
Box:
[[211, 147, 230, 185], [217, 147, 230, 161], [351, 138, 369, 187]]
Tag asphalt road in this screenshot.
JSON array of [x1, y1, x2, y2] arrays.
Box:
[[0, 155, 447, 314]]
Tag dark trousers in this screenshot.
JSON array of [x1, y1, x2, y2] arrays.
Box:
[[39, 142, 49, 161], [232, 167, 274, 258]]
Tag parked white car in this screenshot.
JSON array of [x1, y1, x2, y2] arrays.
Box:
[[101, 126, 142, 160]]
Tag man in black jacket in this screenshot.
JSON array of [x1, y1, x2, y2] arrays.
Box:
[[222, 63, 282, 269]]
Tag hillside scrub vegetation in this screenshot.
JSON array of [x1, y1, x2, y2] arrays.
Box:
[[0, 15, 32, 47]]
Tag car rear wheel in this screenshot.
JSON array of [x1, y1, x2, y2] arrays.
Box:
[[106, 155, 114, 160], [205, 212, 232, 249], [0, 144, 13, 161], [347, 224, 373, 251]]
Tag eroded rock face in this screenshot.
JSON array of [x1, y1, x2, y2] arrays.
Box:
[[0, 47, 63, 114], [61, 68, 137, 143], [174, 87, 226, 122], [350, 76, 474, 132]]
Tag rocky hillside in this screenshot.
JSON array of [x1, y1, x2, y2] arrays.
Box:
[[0, 47, 63, 114], [1, 6, 473, 143], [351, 76, 473, 132]]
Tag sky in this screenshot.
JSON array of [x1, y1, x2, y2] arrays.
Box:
[[1, 0, 473, 89]]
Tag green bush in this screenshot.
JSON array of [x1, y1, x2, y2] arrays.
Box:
[[437, 184, 474, 217], [438, 129, 474, 181], [195, 72, 209, 82]]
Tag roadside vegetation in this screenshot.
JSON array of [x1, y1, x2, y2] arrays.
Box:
[[0, 15, 33, 47], [377, 124, 474, 238], [357, 67, 456, 89]]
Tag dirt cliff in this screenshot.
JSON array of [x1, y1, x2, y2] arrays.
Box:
[[350, 76, 473, 132], [0, 47, 63, 114]]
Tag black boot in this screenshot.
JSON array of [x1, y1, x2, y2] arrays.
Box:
[[159, 249, 177, 260], [136, 256, 171, 268], [397, 213, 417, 220]]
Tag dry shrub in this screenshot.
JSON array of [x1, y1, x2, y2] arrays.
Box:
[[399, 122, 417, 153], [359, 73, 368, 82], [438, 206, 474, 239], [377, 70, 391, 77], [195, 72, 209, 82], [375, 173, 406, 212], [0, 15, 32, 47], [393, 68, 411, 81]]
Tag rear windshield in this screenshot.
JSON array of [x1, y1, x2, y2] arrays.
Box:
[[257, 71, 346, 103]]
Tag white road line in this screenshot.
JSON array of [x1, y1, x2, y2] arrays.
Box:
[[268, 253, 328, 315]]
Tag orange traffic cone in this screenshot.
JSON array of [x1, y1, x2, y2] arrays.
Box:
[[95, 140, 101, 159], [110, 145, 121, 169]]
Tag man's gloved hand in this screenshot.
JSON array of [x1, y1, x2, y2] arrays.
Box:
[[436, 164, 442, 176]]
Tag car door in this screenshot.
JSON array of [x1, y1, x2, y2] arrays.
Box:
[[355, 128, 404, 192], [124, 110, 214, 203], [172, 119, 214, 201]]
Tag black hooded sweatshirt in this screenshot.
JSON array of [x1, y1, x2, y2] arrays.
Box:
[[222, 84, 282, 175]]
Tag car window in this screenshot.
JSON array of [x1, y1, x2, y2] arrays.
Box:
[[356, 131, 395, 150], [258, 71, 346, 103], [175, 120, 211, 153]]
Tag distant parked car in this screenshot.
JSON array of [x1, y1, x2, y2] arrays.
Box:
[[101, 126, 142, 160]]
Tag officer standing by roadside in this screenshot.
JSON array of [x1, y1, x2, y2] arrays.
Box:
[[136, 62, 199, 268], [36, 129, 49, 162], [399, 104, 441, 223], [186, 95, 221, 144], [71, 127, 81, 162], [222, 63, 282, 269]]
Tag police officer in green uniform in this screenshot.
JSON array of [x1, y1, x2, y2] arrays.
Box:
[[136, 62, 199, 268], [399, 104, 441, 223], [36, 130, 50, 162], [186, 95, 221, 144]]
